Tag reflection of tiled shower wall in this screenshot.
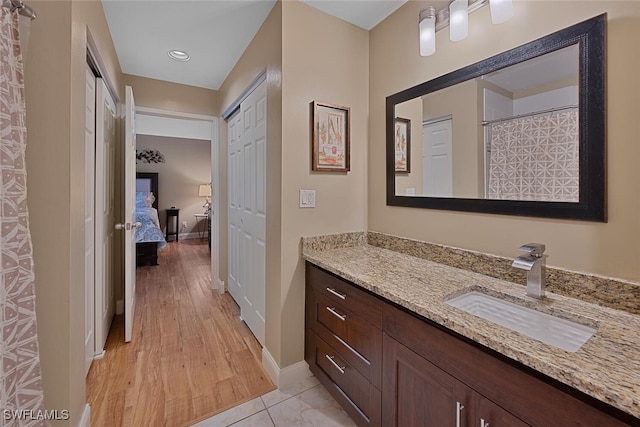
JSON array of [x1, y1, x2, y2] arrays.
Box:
[[488, 109, 579, 202]]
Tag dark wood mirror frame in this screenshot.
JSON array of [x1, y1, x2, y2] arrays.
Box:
[[386, 14, 606, 222]]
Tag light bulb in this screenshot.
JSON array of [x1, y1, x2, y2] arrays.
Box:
[[490, 0, 513, 24], [419, 7, 436, 56], [449, 0, 469, 42]]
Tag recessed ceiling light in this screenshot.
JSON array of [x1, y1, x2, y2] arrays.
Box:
[[168, 50, 190, 62]]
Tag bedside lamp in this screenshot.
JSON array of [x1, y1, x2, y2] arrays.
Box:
[[198, 184, 211, 214]]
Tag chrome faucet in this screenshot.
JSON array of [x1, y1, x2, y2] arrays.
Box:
[[512, 243, 547, 298]]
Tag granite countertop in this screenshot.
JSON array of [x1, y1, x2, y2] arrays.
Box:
[[302, 236, 640, 420]]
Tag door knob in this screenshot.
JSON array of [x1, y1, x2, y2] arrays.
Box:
[[115, 222, 141, 230]]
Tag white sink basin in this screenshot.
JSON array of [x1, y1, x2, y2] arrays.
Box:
[[446, 291, 597, 352]]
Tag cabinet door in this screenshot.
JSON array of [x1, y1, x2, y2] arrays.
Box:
[[474, 395, 530, 427], [383, 333, 469, 426]]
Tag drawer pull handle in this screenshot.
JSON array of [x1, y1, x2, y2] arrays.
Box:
[[326, 287, 347, 300], [325, 355, 346, 374], [480, 420, 489, 427], [456, 402, 465, 427], [326, 306, 346, 321]]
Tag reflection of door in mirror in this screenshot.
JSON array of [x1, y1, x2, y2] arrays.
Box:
[[395, 44, 579, 202], [423, 118, 452, 197]]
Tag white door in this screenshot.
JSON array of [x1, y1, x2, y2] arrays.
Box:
[[228, 110, 242, 305], [228, 80, 267, 346], [94, 78, 116, 356], [423, 119, 453, 197], [117, 86, 138, 343], [84, 65, 96, 375]]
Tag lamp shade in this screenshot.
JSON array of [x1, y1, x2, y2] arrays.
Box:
[[419, 7, 436, 56], [449, 0, 468, 42], [489, 0, 513, 24], [198, 184, 211, 197]]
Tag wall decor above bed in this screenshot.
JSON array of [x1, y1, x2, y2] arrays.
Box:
[[136, 149, 165, 164]]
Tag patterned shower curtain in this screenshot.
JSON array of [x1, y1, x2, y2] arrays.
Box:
[[0, 7, 48, 427], [487, 109, 579, 202]]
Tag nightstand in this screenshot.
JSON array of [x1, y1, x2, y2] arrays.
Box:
[[165, 208, 180, 242], [194, 213, 208, 239]]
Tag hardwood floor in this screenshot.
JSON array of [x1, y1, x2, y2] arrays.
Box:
[[87, 240, 275, 427]]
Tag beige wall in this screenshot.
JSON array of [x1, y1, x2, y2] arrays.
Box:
[[370, 1, 640, 282], [422, 79, 481, 198], [279, 1, 369, 366], [136, 135, 212, 236], [218, 0, 369, 368], [123, 74, 219, 116], [395, 98, 423, 195], [218, 1, 284, 362], [25, 1, 123, 424]]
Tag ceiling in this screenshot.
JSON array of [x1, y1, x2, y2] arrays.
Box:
[[102, 0, 407, 91]]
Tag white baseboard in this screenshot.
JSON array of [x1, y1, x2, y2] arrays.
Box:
[[77, 404, 90, 427], [217, 278, 226, 294], [179, 232, 206, 240], [262, 348, 312, 389], [116, 299, 123, 315], [93, 349, 106, 360]]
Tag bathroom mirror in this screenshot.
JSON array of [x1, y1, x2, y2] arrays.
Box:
[[386, 14, 605, 221]]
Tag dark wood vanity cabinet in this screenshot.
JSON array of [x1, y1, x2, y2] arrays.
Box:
[[305, 263, 636, 427], [383, 334, 530, 427], [305, 264, 382, 426]]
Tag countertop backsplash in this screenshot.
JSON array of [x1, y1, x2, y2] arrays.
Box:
[[302, 231, 640, 316]]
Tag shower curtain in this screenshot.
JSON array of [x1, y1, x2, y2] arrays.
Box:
[[487, 109, 579, 202], [0, 7, 48, 427]]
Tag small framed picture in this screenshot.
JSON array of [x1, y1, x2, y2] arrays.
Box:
[[394, 117, 411, 173], [311, 101, 350, 172]]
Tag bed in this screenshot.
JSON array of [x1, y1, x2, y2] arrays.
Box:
[[136, 172, 166, 266]]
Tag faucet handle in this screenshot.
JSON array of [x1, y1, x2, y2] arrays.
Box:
[[518, 243, 546, 257]]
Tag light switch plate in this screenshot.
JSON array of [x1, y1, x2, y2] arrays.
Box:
[[299, 189, 316, 208]]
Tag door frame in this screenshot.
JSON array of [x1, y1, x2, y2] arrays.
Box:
[[86, 31, 120, 364], [84, 63, 97, 375], [135, 107, 221, 292]]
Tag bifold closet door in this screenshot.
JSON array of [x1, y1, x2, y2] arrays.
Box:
[[228, 80, 267, 346]]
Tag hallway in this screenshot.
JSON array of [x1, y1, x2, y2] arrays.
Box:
[[87, 240, 275, 426]]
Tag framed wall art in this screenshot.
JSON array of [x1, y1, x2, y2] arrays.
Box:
[[394, 117, 410, 173], [311, 101, 350, 172]]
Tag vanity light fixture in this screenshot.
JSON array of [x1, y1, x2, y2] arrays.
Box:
[[168, 50, 190, 62], [419, 0, 513, 56]]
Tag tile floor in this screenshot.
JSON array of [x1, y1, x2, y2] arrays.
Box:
[[191, 376, 356, 427]]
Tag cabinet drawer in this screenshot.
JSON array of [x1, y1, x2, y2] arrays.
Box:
[[307, 263, 382, 328], [306, 331, 381, 427], [308, 290, 382, 387]]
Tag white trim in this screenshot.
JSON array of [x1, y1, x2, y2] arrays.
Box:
[[222, 69, 267, 119], [77, 404, 90, 427], [136, 115, 212, 140], [116, 299, 124, 315], [217, 279, 226, 294], [86, 30, 119, 104], [179, 232, 206, 240], [210, 119, 221, 294], [135, 108, 221, 294], [262, 348, 313, 389], [136, 106, 215, 122], [93, 349, 106, 360]]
